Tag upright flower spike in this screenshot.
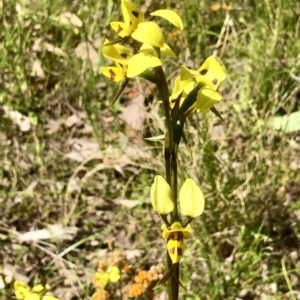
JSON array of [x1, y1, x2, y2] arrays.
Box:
[[179, 178, 205, 218], [151, 175, 174, 215]]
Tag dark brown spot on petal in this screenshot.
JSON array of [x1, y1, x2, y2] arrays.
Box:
[[132, 11, 139, 18], [117, 25, 123, 33], [121, 53, 128, 59], [200, 69, 208, 75], [169, 247, 175, 254], [212, 78, 218, 85], [171, 99, 176, 103], [109, 69, 116, 81], [177, 248, 183, 256], [130, 21, 132, 25]]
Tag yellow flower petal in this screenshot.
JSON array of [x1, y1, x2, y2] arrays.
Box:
[[150, 9, 184, 30], [101, 65, 126, 82], [102, 39, 133, 64], [179, 178, 205, 218], [131, 22, 164, 48], [110, 21, 131, 38], [196, 56, 226, 89], [151, 175, 174, 215], [139, 42, 175, 57], [170, 76, 181, 97], [127, 52, 162, 78], [180, 65, 199, 81], [160, 43, 176, 58], [107, 266, 121, 283], [194, 86, 222, 112], [93, 272, 110, 288], [121, 0, 144, 29], [31, 284, 49, 293], [161, 222, 192, 239], [43, 296, 60, 300], [167, 236, 185, 264], [24, 294, 39, 300], [139, 43, 157, 56], [14, 281, 31, 300]]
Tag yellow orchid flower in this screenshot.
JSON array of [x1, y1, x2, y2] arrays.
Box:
[[161, 222, 192, 264], [101, 39, 165, 79], [14, 280, 59, 300], [110, 0, 183, 48], [169, 56, 226, 114]]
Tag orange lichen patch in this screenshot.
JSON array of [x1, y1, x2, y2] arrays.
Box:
[[211, 4, 221, 11], [167, 29, 182, 41], [128, 283, 143, 298], [211, 3, 232, 11], [134, 270, 153, 288], [148, 265, 164, 281], [122, 262, 133, 274], [92, 289, 110, 300]]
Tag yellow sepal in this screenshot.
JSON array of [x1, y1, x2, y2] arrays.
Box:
[[131, 21, 164, 48], [179, 178, 205, 218], [151, 175, 174, 215], [150, 9, 184, 30]]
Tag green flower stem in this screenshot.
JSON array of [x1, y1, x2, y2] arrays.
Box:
[[169, 150, 180, 300], [170, 148, 178, 221], [154, 66, 180, 300], [154, 66, 173, 184], [173, 262, 180, 300]]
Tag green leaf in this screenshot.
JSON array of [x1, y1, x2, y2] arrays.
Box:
[[269, 111, 300, 133], [177, 83, 203, 117], [153, 263, 178, 290], [144, 135, 165, 141], [111, 78, 130, 106], [139, 69, 157, 84]]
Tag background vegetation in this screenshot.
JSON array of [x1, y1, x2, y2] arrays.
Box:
[[1, 0, 299, 299]]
